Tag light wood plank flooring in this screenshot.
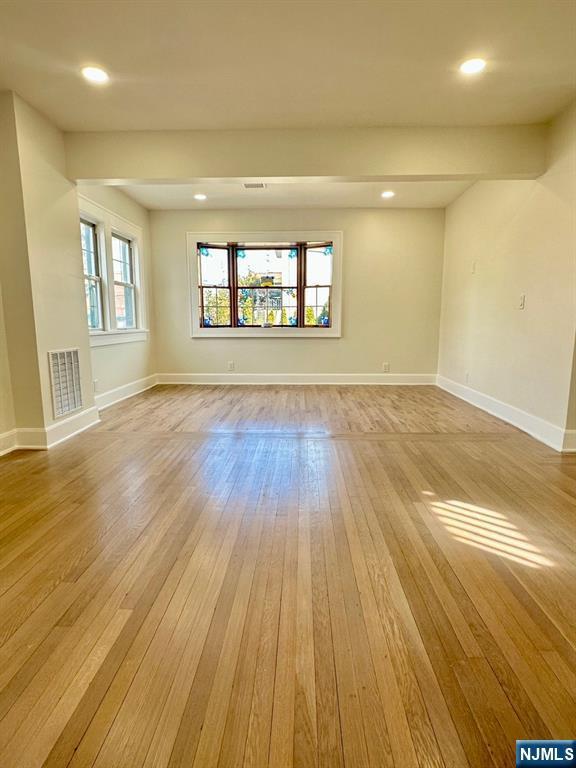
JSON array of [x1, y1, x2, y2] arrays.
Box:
[[0, 385, 575, 768]]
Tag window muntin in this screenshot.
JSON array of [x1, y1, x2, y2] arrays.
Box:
[[112, 234, 136, 329], [80, 220, 103, 330], [197, 241, 333, 328]]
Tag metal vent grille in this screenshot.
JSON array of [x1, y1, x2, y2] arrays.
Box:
[[49, 349, 83, 418], [243, 182, 266, 190]]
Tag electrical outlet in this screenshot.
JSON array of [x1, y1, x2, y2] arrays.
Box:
[[227, 360, 235, 371], [381, 362, 390, 373]]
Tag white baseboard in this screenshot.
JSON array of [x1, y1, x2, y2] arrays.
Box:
[[0, 429, 17, 457], [44, 406, 101, 448], [13, 427, 50, 451], [0, 406, 101, 456], [562, 429, 576, 453], [156, 372, 437, 385], [436, 375, 568, 452], [95, 375, 158, 410]]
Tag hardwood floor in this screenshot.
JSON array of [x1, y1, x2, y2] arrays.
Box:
[[0, 384, 575, 768]]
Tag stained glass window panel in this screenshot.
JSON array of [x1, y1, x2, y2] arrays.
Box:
[[199, 246, 229, 287], [237, 248, 297, 287], [201, 286, 231, 327], [306, 246, 333, 286], [304, 286, 331, 326], [196, 240, 334, 330]]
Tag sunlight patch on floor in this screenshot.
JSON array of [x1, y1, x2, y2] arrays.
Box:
[[431, 499, 554, 569]]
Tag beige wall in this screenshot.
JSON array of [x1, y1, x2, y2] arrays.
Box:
[[0, 92, 45, 430], [151, 208, 444, 375], [76, 185, 156, 395], [566, 336, 576, 431], [438, 101, 576, 430], [65, 124, 547, 183], [13, 94, 95, 426], [0, 287, 15, 436]]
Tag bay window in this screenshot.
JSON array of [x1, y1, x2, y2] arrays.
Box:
[[197, 241, 334, 329]]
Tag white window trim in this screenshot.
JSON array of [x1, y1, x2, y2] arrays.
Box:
[[89, 330, 149, 347], [187, 230, 343, 338], [78, 196, 149, 346]]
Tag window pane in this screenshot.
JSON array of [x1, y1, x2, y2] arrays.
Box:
[[85, 278, 101, 329], [237, 285, 299, 326], [112, 235, 133, 283], [305, 287, 317, 306], [217, 305, 231, 326], [282, 288, 297, 308], [317, 286, 330, 306], [80, 221, 98, 276], [199, 246, 229, 287], [202, 287, 230, 326], [238, 288, 256, 325], [237, 248, 297, 287], [305, 306, 317, 325], [115, 284, 136, 328], [318, 301, 330, 325], [203, 287, 217, 305], [305, 289, 331, 326], [306, 245, 333, 286], [253, 308, 266, 326], [280, 307, 297, 326]]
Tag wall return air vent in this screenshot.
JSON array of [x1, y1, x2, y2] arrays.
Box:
[[49, 349, 83, 418]]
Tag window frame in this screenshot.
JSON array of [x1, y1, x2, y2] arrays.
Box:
[[80, 218, 104, 331], [112, 232, 138, 330], [78, 196, 148, 346], [189, 230, 342, 338]]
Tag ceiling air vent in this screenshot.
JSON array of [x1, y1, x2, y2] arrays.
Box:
[[243, 183, 267, 190], [49, 349, 83, 418]]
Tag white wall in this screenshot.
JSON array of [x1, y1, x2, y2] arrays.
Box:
[[438, 101, 576, 433], [151, 208, 444, 376], [76, 185, 156, 396]]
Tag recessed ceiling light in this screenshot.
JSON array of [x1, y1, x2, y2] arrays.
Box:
[[81, 66, 110, 84], [459, 58, 486, 75], [194, 193, 207, 201], [381, 190, 395, 199]]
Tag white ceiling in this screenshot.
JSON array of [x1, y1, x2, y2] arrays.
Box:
[[0, 1, 574, 131], [117, 180, 473, 210]]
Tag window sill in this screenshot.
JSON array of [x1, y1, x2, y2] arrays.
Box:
[[191, 327, 341, 339], [89, 329, 149, 347]]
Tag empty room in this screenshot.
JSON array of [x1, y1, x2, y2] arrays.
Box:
[[0, 1, 575, 767]]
